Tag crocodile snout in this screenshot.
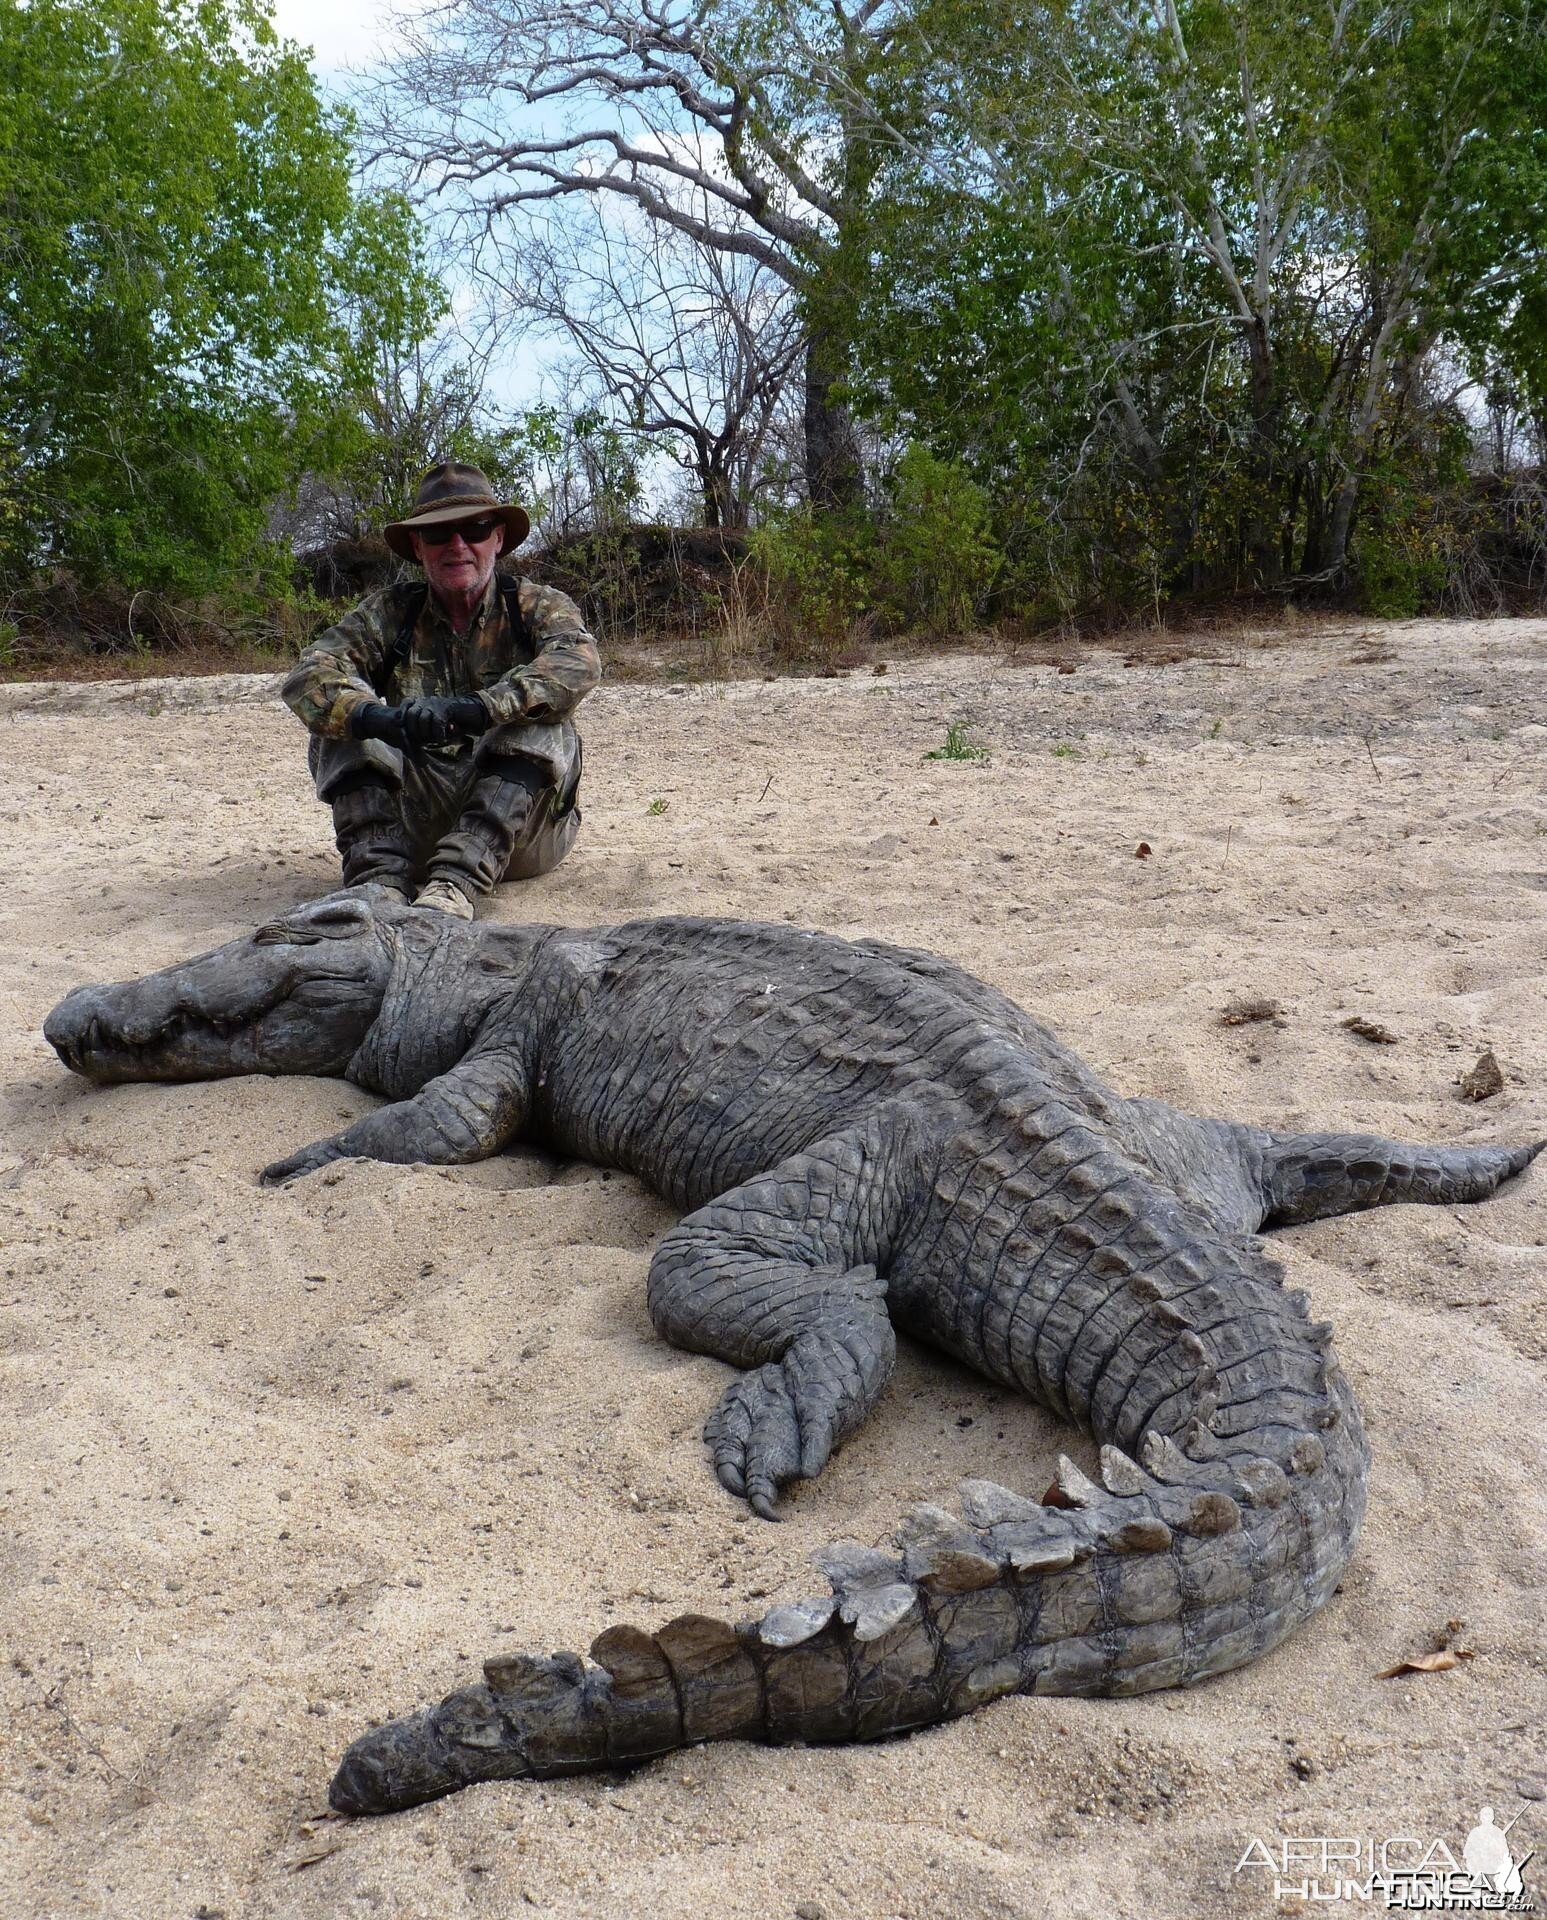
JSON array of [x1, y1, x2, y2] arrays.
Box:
[[44, 988, 107, 1075], [46, 979, 186, 1078]]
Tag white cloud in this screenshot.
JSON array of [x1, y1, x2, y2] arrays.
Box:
[[266, 0, 396, 82]]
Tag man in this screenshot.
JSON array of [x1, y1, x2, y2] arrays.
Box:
[[282, 461, 601, 918]]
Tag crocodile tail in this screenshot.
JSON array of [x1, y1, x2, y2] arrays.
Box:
[[328, 1390, 1368, 1815], [1258, 1130, 1541, 1226]]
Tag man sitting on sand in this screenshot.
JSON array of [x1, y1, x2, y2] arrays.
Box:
[[281, 461, 601, 919]]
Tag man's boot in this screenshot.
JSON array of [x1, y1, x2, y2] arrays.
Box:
[[414, 877, 474, 919], [425, 753, 553, 908], [328, 776, 416, 897]]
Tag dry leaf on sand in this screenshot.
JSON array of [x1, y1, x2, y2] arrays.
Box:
[[1221, 995, 1282, 1027], [1378, 1619, 1475, 1678]]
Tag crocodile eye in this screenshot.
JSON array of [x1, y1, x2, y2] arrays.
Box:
[[306, 902, 372, 935], [255, 899, 373, 946]]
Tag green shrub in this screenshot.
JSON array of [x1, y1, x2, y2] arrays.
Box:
[[924, 721, 989, 761], [746, 512, 878, 644], [1355, 535, 1428, 617], [749, 446, 1000, 646], [870, 447, 1001, 637]]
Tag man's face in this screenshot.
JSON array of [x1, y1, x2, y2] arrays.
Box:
[[411, 517, 506, 602]]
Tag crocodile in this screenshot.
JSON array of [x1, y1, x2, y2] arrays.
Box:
[[44, 890, 1540, 1815]]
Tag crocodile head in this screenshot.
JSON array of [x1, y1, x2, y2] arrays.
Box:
[[45, 891, 401, 1084]]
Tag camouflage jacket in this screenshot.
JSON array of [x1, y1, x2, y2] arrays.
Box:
[[282, 575, 601, 740]]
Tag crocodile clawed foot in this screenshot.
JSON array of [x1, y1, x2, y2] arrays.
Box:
[[708, 1360, 802, 1516], [260, 1136, 348, 1187], [707, 1339, 849, 1518]]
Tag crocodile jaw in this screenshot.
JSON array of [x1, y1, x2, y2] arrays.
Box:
[[45, 892, 397, 1083]]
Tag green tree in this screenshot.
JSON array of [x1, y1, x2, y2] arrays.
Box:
[[0, 0, 427, 592], [835, 0, 1547, 607]]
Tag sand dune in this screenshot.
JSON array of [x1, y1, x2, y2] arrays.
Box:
[[2, 616, 1545, 1918]]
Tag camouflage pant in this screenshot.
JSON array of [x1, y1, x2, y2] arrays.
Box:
[[309, 720, 582, 899]]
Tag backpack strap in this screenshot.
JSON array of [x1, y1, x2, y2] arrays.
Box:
[[372, 577, 530, 699], [372, 583, 428, 698], [499, 575, 534, 662]]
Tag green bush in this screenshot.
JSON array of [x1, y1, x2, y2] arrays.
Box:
[[746, 513, 878, 644], [870, 447, 1001, 637], [1352, 442, 1461, 617], [1355, 534, 1429, 617], [749, 447, 1000, 645]]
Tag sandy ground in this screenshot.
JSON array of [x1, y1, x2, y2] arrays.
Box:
[[2, 616, 1546, 1920]]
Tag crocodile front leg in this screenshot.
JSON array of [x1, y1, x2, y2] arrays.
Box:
[[259, 1047, 529, 1186], [647, 1119, 917, 1517]]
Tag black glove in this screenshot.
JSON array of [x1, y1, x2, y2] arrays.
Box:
[[440, 694, 492, 739], [348, 701, 409, 747], [397, 696, 490, 746], [397, 698, 454, 748]]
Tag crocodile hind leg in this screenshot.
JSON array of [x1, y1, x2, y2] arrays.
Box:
[[647, 1127, 905, 1517]]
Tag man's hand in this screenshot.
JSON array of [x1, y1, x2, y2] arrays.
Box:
[[348, 701, 411, 748], [397, 698, 453, 748], [347, 696, 490, 751], [399, 696, 490, 746], [440, 694, 492, 739]]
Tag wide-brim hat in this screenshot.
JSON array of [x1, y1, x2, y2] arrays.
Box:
[[384, 460, 530, 562]]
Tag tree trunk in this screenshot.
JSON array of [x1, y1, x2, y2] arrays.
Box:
[[700, 467, 737, 530], [696, 453, 723, 529], [1281, 470, 1302, 580], [803, 337, 863, 512], [1243, 315, 1282, 587], [1300, 481, 1328, 577], [1325, 472, 1360, 577], [1325, 308, 1412, 579]]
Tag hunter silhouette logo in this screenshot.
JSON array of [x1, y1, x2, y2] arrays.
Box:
[[1234, 1802, 1535, 1910], [1463, 1808, 1529, 1902]]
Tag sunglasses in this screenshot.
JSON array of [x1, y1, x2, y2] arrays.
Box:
[[417, 517, 501, 547]]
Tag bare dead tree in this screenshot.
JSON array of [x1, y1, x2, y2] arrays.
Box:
[[514, 194, 804, 526], [271, 330, 506, 564], [359, 0, 892, 507]]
